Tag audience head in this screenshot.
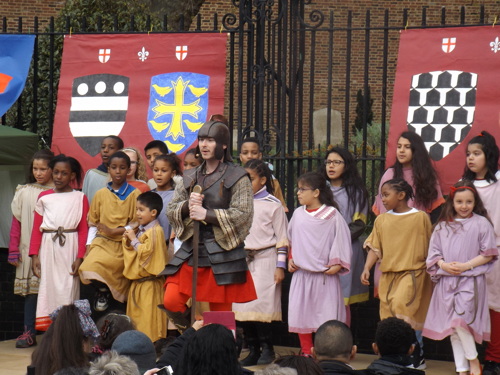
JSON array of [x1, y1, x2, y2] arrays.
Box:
[[313, 320, 356, 363], [254, 364, 297, 375], [373, 317, 415, 357], [31, 300, 99, 375], [95, 312, 135, 352], [88, 351, 140, 375], [273, 355, 323, 375], [111, 330, 156, 374], [54, 368, 89, 375], [177, 323, 241, 375]]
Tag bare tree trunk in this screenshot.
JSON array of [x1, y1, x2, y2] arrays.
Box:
[[147, 0, 207, 30]]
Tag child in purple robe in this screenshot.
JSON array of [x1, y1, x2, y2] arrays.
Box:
[[287, 172, 352, 356], [323, 147, 369, 326], [461, 130, 500, 375], [423, 181, 498, 375]]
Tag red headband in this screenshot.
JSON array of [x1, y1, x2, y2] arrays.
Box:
[[449, 185, 476, 198]]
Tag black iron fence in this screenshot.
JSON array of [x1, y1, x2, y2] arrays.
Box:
[[1, 2, 497, 214]]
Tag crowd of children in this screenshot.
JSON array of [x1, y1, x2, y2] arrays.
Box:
[[7, 123, 500, 375]]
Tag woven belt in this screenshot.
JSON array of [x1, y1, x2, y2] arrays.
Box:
[[43, 226, 77, 246]]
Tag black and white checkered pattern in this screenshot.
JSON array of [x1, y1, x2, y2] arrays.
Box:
[[406, 70, 477, 161]]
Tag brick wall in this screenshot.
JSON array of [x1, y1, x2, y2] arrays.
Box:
[[1, 0, 65, 32]]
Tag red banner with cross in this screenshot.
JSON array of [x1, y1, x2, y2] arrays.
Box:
[[52, 33, 228, 173]]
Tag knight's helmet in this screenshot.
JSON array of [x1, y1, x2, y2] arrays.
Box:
[[195, 120, 233, 162]]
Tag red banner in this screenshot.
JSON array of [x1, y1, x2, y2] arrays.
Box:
[[389, 26, 500, 190], [52, 33, 227, 173]]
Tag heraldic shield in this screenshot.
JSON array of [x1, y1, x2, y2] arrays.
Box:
[[406, 70, 477, 161], [147, 72, 209, 154], [69, 73, 130, 156]]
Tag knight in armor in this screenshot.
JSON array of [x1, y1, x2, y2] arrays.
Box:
[[162, 120, 257, 330]]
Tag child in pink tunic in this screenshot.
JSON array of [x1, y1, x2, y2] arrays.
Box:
[[423, 181, 497, 375], [288, 172, 352, 356]]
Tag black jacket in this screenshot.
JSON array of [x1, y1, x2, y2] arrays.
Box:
[[156, 327, 252, 374], [365, 356, 425, 375], [319, 360, 367, 375]]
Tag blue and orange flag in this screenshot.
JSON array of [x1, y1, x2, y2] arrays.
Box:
[[0, 35, 35, 117], [52, 34, 227, 173]]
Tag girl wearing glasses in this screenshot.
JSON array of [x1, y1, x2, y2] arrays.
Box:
[[287, 172, 352, 356], [122, 147, 150, 193], [323, 148, 369, 325]]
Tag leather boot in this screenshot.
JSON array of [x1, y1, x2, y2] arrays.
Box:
[[240, 338, 261, 367], [257, 335, 275, 365]]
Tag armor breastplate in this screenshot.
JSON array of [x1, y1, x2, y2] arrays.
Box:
[[162, 162, 251, 285], [183, 162, 248, 210], [197, 163, 231, 210]]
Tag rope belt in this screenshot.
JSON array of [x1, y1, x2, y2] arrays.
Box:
[[245, 246, 274, 263], [43, 226, 77, 246], [385, 269, 418, 317], [453, 276, 479, 325], [135, 275, 161, 284]]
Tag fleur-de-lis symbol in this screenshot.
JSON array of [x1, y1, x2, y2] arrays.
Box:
[[490, 37, 500, 53], [138, 47, 149, 62]]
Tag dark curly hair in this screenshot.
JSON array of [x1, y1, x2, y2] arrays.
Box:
[[392, 131, 439, 210], [462, 130, 499, 183], [375, 317, 415, 356], [154, 153, 183, 176], [177, 324, 241, 375]]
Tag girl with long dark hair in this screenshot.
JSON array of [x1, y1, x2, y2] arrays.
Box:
[[323, 147, 369, 324], [373, 131, 444, 220]]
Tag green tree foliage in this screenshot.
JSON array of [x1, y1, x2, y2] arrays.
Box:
[[6, 0, 202, 146]]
